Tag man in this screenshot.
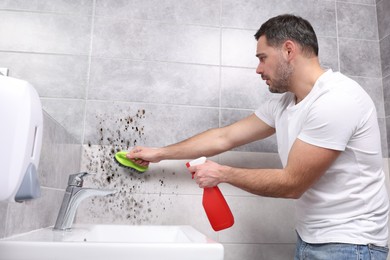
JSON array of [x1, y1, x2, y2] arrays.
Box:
[[127, 14, 389, 259]]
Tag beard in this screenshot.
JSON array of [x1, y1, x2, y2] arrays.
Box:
[[267, 56, 293, 94]]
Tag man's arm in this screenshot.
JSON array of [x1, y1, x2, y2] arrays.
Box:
[[191, 138, 340, 199], [127, 113, 275, 164]]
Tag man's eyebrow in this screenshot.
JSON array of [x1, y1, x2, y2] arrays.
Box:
[[256, 53, 265, 58]]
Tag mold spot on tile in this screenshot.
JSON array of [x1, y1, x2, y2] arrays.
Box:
[[78, 108, 177, 225]]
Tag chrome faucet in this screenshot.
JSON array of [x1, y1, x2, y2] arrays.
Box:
[[54, 172, 117, 230]]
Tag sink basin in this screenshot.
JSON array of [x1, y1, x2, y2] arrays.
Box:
[[0, 224, 224, 260]]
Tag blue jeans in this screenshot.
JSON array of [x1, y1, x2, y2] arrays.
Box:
[[294, 233, 389, 260]]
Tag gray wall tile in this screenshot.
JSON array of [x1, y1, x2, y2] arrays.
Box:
[[0, 202, 7, 238], [221, 0, 336, 37], [0, 0, 93, 14], [92, 17, 220, 65], [5, 188, 64, 236], [351, 76, 384, 118], [220, 109, 278, 153], [384, 75, 390, 117], [88, 58, 220, 106], [378, 118, 388, 157], [317, 37, 339, 70], [222, 29, 258, 68], [338, 0, 376, 4], [0, 52, 88, 99], [377, 0, 390, 39], [0, 11, 91, 55], [221, 67, 274, 109], [380, 35, 390, 77], [41, 99, 86, 143], [83, 101, 219, 146], [339, 38, 381, 77], [95, 0, 220, 26], [39, 113, 82, 189], [386, 116, 390, 157], [383, 75, 390, 156], [337, 2, 378, 40]]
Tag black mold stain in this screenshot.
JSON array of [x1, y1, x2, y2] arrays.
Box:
[[81, 108, 179, 225]]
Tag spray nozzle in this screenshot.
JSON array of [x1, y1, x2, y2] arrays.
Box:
[[186, 156, 207, 179]]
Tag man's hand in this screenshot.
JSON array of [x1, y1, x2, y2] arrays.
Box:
[[126, 146, 162, 166], [188, 160, 227, 188]]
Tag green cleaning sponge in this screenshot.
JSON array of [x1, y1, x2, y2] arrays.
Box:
[[114, 151, 148, 173]]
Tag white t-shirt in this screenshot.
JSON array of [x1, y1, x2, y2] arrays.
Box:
[[255, 69, 389, 246]]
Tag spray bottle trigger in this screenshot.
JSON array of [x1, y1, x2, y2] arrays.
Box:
[[185, 162, 195, 179], [186, 157, 206, 179]]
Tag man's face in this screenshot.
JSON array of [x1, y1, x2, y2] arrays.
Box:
[[256, 36, 293, 94]]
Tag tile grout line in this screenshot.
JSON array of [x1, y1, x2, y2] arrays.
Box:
[[218, 0, 223, 128], [81, 0, 97, 146], [335, 1, 341, 72]]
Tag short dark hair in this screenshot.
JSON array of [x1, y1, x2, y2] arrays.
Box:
[[254, 14, 319, 56]]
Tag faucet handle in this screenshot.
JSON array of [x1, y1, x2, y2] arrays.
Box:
[[68, 172, 89, 187]]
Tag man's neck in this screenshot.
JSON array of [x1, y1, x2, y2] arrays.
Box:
[[290, 59, 325, 104]]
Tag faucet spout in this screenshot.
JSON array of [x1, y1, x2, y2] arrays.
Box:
[[54, 172, 116, 231]]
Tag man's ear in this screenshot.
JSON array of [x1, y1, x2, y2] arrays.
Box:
[[283, 40, 296, 61]]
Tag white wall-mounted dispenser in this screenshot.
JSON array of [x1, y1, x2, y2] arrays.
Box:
[[0, 75, 43, 202]]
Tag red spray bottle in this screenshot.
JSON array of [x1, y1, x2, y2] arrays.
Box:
[[186, 157, 234, 231]]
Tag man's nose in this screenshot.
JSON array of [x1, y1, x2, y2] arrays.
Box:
[[256, 63, 263, 75]]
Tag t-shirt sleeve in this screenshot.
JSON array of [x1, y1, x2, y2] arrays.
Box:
[[254, 95, 285, 128]]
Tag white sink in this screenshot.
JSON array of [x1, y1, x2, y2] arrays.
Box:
[[0, 224, 224, 260]]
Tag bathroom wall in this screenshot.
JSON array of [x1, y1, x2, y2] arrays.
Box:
[[0, 0, 387, 259], [0, 0, 385, 152], [0, 112, 81, 238], [378, 0, 390, 156]]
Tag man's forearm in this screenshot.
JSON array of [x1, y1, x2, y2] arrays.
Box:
[[159, 128, 232, 160], [221, 166, 295, 198]]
